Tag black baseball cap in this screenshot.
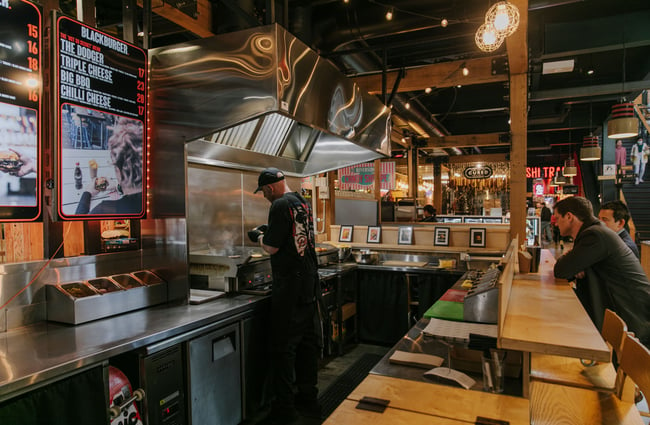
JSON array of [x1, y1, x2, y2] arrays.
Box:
[[254, 168, 285, 193]]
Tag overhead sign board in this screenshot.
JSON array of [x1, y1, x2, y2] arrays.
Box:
[[463, 165, 493, 179], [53, 13, 147, 220]]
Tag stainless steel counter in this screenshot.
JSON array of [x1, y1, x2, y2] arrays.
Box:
[[326, 261, 467, 274], [370, 318, 523, 396], [0, 293, 268, 402], [0, 262, 473, 402]]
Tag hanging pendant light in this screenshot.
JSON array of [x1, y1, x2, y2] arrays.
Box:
[[475, 21, 504, 52], [554, 172, 566, 185], [580, 136, 601, 161], [485, 1, 520, 37], [563, 158, 577, 177], [607, 103, 638, 139]]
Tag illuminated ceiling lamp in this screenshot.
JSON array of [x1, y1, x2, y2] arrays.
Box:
[[563, 158, 577, 177], [580, 135, 601, 161], [485, 1, 520, 37], [475, 21, 504, 52], [607, 102, 638, 139]]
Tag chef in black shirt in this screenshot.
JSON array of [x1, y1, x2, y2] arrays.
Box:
[[248, 168, 322, 424]]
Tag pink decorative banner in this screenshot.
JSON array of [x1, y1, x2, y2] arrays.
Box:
[[338, 162, 395, 190]]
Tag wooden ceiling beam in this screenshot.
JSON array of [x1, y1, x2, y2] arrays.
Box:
[[138, 0, 214, 38], [352, 56, 508, 95], [425, 133, 509, 149], [447, 153, 509, 164]]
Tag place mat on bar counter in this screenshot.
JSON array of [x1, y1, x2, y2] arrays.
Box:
[[422, 318, 497, 343]]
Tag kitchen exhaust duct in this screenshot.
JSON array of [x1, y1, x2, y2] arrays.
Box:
[[149, 24, 391, 176]]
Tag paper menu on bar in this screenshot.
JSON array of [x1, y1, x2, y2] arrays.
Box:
[[422, 318, 497, 343]]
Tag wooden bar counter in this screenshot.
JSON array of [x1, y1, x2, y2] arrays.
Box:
[[499, 249, 610, 362], [323, 245, 619, 425]]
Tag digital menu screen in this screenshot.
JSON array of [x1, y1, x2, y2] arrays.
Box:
[[54, 13, 147, 220], [0, 0, 42, 221]]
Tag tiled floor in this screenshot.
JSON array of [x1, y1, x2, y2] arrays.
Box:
[[243, 343, 389, 425], [317, 343, 390, 395]]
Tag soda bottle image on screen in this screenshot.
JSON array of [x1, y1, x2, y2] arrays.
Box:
[[74, 162, 83, 189]]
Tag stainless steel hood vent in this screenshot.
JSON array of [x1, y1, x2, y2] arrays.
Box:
[[149, 24, 391, 176]]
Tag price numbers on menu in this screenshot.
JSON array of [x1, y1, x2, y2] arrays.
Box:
[[0, 0, 42, 108], [26, 23, 39, 102], [137, 68, 145, 116]]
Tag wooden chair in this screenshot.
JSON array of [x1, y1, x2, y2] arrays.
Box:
[[530, 308, 627, 391], [616, 332, 650, 417], [531, 331, 647, 425]]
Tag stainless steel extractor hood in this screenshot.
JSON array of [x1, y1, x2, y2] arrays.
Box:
[[149, 24, 391, 176]]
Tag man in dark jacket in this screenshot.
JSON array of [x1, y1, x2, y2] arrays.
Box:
[[598, 200, 639, 258], [553, 196, 650, 347]]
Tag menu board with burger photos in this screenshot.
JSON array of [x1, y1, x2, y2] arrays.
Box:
[[54, 13, 147, 220], [0, 0, 42, 221]]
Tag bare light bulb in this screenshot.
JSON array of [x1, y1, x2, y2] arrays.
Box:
[[462, 67, 469, 76], [424, 87, 432, 94], [405, 102, 411, 109], [493, 4, 510, 32], [441, 18, 448, 27], [386, 9, 393, 20], [482, 26, 498, 45]]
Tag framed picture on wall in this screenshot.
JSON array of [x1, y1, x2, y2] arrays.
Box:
[[470, 228, 486, 248], [367, 226, 381, 243], [339, 225, 353, 242], [434, 227, 450, 247], [398, 226, 413, 245]]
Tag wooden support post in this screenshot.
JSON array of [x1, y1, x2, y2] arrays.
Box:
[[509, 73, 528, 244], [433, 160, 443, 214], [507, 0, 528, 244], [375, 159, 382, 223], [326, 171, 337, 239]]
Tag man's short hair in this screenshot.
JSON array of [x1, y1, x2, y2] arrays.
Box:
[[554, 196, 594, 222], [424, 205, 436, 215], [600, 200, 631, 225]]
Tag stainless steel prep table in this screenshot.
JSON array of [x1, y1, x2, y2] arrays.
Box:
[[0, 292, 268, 402], [369, 318, 523, 396]]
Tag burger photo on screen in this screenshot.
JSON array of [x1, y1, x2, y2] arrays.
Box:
[[94, 177, 109, 191], [0, 151, 23, 173]]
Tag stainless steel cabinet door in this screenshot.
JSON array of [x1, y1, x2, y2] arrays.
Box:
[[188, 322, 241, 425]]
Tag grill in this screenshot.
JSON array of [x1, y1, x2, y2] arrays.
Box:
[[189, 244, 338, 295], [189, 247, 272, 293]]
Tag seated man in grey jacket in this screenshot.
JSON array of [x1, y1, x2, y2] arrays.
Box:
[[553, 196, 650, 348]]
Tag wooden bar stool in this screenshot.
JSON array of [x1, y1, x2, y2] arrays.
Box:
[[616, 332, 650, 417], [530, 308, 626, 391], [531, 332, 648, 425]]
